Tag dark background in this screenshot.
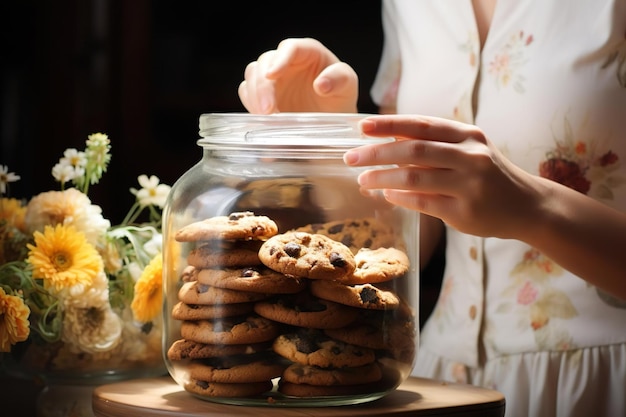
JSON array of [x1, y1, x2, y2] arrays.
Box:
[[1, 0, 384, 225]]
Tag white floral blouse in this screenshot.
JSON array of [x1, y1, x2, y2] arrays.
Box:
[[371, 1, 626, 416]]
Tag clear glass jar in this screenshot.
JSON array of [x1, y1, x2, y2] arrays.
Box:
[[162, 113, 419, 407]]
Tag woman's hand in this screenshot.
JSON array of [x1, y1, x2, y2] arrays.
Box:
[[343, 114, 547, 240], [238, 38, 359, 114], [344, 114, 626, 299]]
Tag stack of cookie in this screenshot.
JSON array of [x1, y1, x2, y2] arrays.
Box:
[[168, 211, 416, 400], [171, 212, 295, 398]]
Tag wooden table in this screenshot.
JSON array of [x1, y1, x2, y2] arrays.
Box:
[[92, 376, 505, 417]]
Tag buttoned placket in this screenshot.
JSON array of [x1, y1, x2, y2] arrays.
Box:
[[463, 234, 485, 367]]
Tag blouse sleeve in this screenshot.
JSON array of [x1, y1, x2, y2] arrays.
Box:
[[370, 0, 402, 109]]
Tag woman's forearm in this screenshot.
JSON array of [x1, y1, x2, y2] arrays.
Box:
[[521, 175, 626, 300]]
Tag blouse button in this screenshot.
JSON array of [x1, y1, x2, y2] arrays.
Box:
[[469, 305, 477, 320], [469, 246, 478, 260]]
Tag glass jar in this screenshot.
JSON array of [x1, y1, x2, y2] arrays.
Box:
[[162, 113, 419, 407]]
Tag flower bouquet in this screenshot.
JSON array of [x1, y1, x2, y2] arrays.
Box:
[[0, 133, 169, 385]]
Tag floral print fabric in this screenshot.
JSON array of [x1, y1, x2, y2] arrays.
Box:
[[371, 1, 626, 416]]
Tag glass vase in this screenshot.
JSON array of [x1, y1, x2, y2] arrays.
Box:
[[2, 302, 165, 417]]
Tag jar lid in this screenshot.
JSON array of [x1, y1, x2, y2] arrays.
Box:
[[198, 113, 393, 148]]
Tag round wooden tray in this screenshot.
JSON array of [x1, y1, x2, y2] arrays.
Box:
[[92, 376, 505, 417]]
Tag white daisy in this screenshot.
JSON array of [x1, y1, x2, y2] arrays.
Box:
[[130, 175, 171, 208], [0, 165, 20, 195]]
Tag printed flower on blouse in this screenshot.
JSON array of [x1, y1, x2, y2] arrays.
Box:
[[497, 248, 578, 350], [539, 116, 622, 199], [458, 32, 479, 68], [452, 92, 474, 124], [488, 30, 534, 93]]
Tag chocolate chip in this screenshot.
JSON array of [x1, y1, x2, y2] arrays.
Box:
[[329, 252, 347, 267], [241, 267, 257, 277], [353, 349, 366, 358], [284, 242, 301, 257], [341, 235, 354, 247], [359, 286, 380, 304], [251, 225, 265, 234], [228, 211, 253, 221], [328, 223, 345, 234], [295, 337, 317, 354], [196, 380, 209, 389]]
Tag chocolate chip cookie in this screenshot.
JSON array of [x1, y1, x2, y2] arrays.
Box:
[[187, 351, 289, 383], [254, 291, 359, 329], [177, 281, 269, 305], [181, 315, 281, 345], [175, 211, 279, 242], [338, 247, 410, 285], [281, 362, 382, 386], [309, 279, 400, 310], [272, 328, 375, 368], [196, 266, 307, 294], [258, 231, 356, 280], [294, 217, 396, 254], [186, 240, 263, 268], [167, 339, 272, 361]]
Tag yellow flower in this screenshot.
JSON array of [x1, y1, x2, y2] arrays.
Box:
[[27, 224, 103, 294], [0, 198, 27, 231], [131, 253, 162, 323], [0, 287, 30, 352], [1, 198, 29, 264]]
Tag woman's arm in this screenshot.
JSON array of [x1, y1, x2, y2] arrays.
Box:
[[344, 114, 626, 299], [522, 175, 626, 299]]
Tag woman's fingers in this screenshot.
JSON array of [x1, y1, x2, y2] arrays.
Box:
[[359, 114, 485, 143], [314, 62, 358, 97], [239, 38, 358, 114], [239, 51, 281, 114], [380, 189, 457, 220], [357, 165, 459, 195], [345, 136, 489, 172], [270, 38, 340, 75]]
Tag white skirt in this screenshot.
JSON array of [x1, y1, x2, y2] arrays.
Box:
[[412, 343, 626, 417]]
